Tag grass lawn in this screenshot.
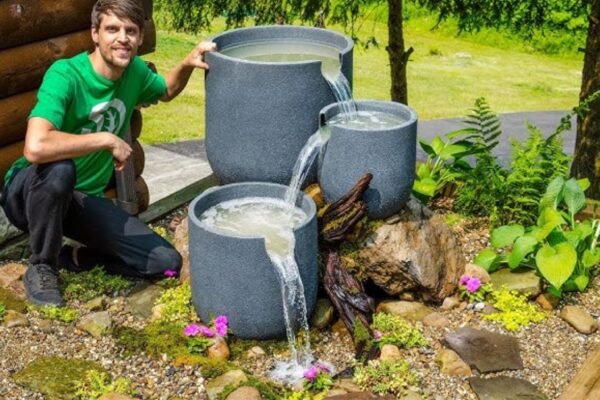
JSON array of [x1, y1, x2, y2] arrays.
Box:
[[140, 16, 583, 145]]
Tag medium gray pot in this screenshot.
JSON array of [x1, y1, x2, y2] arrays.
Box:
[[205, 26, 353, 185], [318, 100, 418, 219], [188, 182, 318, 339]]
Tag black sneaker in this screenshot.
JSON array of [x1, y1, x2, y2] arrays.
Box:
[[23, 264, 64, 306]]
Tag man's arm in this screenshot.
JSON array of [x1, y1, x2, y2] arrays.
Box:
[[24, 117, 132, 171], [160, 41, 217, 102]]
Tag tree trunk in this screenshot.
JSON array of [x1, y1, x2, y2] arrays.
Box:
[[571, 0, 600, 199], [387, 0, 413, 104]]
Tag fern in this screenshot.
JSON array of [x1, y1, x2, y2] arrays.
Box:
[[462, 97, 502, 152]]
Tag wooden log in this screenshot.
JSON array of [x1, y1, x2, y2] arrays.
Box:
[[132, 139, 145, 177], [557, 344, 600, 400], [0, 20, 156, 99], [135, 176, 150, 213], [131, 109, 143, 140], [0, 141, 25, 190], [0, 91, 36, 147], [0, 0, 94, 51]]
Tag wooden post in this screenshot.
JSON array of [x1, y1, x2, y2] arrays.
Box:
[[0, 91, 36, 147], [0, 141, 25, 190], [557, 344, 600, 400]]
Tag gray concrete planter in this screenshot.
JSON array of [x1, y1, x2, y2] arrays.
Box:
[[188, 182, 318, 339], [318, 100, 418, 219], [205, 26, 353, 184]]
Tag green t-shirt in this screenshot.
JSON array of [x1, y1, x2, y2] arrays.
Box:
[[4, 52, 166, 197]]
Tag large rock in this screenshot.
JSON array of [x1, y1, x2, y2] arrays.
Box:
[[444, 327, 523, 373], [126, 284, 163, 319], [376, 301, 433, 322], [173, 218, 190, 282], [0, 262, 26, 288], [469, 376, 547, 400], [358, 198, 465, 301], [226, 386, 262, 400], [490, 269, 541, 298]]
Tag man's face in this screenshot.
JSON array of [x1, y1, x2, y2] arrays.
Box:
[[91, 12, 143, 70]]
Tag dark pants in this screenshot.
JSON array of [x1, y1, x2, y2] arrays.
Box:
[[0, 160, 182, 277]]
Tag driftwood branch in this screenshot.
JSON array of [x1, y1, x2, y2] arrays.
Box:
[[319, 173, 379, 359]]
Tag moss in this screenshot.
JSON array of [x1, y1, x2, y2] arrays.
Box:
[[59, 266, 134, 302], [372, 313, 428, 349], [31, 305, 78, 323], [74, 370, 136, 399], [0, 286, 27, 313], [174, 356, 236, 379], [353, 318, 373, 362], [0, 302, 5, 322], [13, 356, 106, 400], [154, 283, 197, 326], [113, 326, 148, 356], [443, 212, 466, 227], [228, 337, 289, 360], [353, 359, 418, 397], [218, 376, 287, 400]]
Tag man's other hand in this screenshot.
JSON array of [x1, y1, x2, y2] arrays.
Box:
[[185, 41, 217, 70]]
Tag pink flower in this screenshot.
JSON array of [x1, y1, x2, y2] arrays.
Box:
[[199, 326, 215, 337], [466, 277, 481, 293], [164, 269, 177, 278], [214, 315, 229, 336], [303, 366, 318, 381], [459, 275, 471, 286], [373, 330, 383, 340], [184, 323, 201, 337]]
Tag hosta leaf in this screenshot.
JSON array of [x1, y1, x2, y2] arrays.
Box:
[[536, 208, 565, 240], [416, 163, 431, 179], [582, 248, 600, 269], [539, 176, 564, 211], [576, 178, 590, 192], [413, 178, 436, 198], [563, 178, 586, 217], [507, 236, 538, 269], [474, 248, 502, 272], [536, 243, 577, 289], [491, 224, 524, 248], [573, 274, 590, 291]]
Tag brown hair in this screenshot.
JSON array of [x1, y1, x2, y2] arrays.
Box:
[[91, 0, 145, 31]]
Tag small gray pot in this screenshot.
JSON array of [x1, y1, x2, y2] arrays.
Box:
[[188, 182, 318, 339], [205, 26, 353, 185], [318, 100, 418, 219]]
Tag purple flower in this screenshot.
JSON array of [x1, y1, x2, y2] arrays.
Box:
[[184, 323, 201, 337], [373, 330, 383, 340], [214, 315, 229, 336], [466, 277, 481, 293], [303, 366, 318, 381], [459, 275, 471, 286], [198, 326, 215, 337], [164, 269, 178, 278]]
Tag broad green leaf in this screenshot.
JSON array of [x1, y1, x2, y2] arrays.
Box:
[[446, 128, 477, 139], [491, 224, 525, 248], [474, 248, 502, 272], [507, 236, 538, 269], [536, 208, 565, 240], [536, 243, 577, 289], [573, 222, 594, 241], [563, 230, 582, 248], [439, 144, 469, 160], [563, 178, 586, 217], [576, 178, 590, 192], [431, 136, 445, 155], [582, 248, 600, 269], [539, 176, 564, 211], [573, 274, 590, 291], [416, 163, 431, 179], [412, 179, 436, 198], [418, 139, 436, 157]]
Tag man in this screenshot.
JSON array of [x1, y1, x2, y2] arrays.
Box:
[[0, 0, 216, 306]]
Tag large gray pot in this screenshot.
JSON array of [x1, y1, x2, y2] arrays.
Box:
[[205, 26, 353, 185], [188, 182, 318, 339], [318, 100, 418, 219]]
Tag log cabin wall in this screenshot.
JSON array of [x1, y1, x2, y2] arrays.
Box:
[[0, 0, 155, 193], [0, 0, 155, 253]]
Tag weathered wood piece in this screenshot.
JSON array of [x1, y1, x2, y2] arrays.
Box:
[[131, 109, 143, 140], [0, 20, 156, 99], [0, 0, 94, 52], [558, 344, 600, 400], [0, 91, 36, 147]]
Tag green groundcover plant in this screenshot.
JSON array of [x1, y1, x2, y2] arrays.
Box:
[[353, 359, 418, 397], [0, 302, 5, 322], [74, 370, 136, 399], [475, 176, 600, 295], [482, 287, 547, 331]]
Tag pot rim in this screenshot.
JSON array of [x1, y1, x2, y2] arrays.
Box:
[[189, 181, 317, 239], [320, 99, 418, 132], [207, 25, 353, 67]]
